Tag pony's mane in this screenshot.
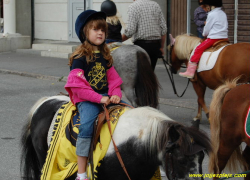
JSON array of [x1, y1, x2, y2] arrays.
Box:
[[128, 107, 172, 154], [28, 96, 50, 123], [174, 34, 201, 60], [153, 122, 211, 156], [141, 107, 211, 156]]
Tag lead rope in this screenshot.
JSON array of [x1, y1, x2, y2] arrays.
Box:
[[103, 104, 132, 180], [161, 56, 190, 97]]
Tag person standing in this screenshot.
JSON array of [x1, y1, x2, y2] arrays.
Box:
[[122, 0, 167, 71], [101, 0, 122, 44], [179, 0, 228, 79], [194, 0, 208, 39]]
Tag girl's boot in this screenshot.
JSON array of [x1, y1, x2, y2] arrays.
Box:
[[179, 62, 197, 78]]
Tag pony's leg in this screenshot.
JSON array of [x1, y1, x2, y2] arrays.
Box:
[[191, 81, 209, 121], [243, 146, 250, 180], [216, 132, 241, 175], [122, 85, 137, 107]]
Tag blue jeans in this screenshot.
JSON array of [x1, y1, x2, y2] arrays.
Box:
[[76, 94, 129, 156], [197, 30, 204, 39], [76, 96, 105, 156]]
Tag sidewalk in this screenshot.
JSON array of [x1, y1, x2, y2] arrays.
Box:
[[0, 51, 69, 82], [0, 51, 166, 82], [0, 51, 205, 111]]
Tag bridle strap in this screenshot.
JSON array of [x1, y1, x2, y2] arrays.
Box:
[[165, 152, 177, 180], [103, 105, 132, 180]]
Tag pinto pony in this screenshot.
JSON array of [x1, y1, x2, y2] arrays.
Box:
[[21, 96, 212, 180], [169, 34, 250, 125], [209, 78, 250, 179]]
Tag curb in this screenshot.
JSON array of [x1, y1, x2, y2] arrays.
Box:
[[0, 69, 68, 82]]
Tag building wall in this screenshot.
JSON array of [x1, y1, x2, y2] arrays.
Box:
[[34, 0, 68, 40], [237, 0, 250, 42], [170, 0, 187, 37], [32, 0, 166, 41], [32, 0, 134, 41], [224, 0, 250, 43], [16, 0, 32, 36], [93, 0, 133, 34]]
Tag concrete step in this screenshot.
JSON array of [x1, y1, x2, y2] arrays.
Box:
[[32, 44, 78, 53], [16, 49, 42, 55], [41, 51, 71, 59]]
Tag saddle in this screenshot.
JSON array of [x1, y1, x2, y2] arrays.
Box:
[[204, 39, 230, 52], [89, 103, 134, 180], [91, 104, 130, 150], [107, 42, 123, 54]]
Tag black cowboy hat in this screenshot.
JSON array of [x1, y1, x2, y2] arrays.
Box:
[[101, 0, 117, 17], [75, 10, 106, 43], [203, 0, 222, 7]]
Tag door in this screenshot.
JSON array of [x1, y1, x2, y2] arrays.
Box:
[[170, 0, 187, 37], [68, 0, 92, 42], [190, 0, 199, 36]]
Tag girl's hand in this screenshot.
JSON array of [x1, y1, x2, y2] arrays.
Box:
[[100, 96, 110, 106], [110, 95, 121, 104]]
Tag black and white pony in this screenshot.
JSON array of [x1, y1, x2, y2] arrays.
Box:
[[21, 96, 212, 180], [112, 44, 159, 108]]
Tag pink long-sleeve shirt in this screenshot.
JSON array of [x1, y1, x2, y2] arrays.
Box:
[[65, 66, 123, 105]]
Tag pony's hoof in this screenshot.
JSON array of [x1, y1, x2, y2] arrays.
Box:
[[191, 120, 200, 129]]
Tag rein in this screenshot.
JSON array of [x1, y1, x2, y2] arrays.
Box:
[[103, 103, 133, 180], [161, 55, 190, 98]]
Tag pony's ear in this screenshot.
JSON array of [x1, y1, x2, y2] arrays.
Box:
[[185, 143, 206, 155], [169, 34, 175, 46], [166, 125, 180, 152]]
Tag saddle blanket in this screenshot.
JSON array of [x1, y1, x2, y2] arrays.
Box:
[[245, 105, 250, 138], [40, 101, 162, 180], [189, 43, 229, 73]]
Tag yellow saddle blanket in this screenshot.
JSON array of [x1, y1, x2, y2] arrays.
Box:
[[40, 101, 161, 180]]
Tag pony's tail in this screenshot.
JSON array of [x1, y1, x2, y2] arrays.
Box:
[[135, 51, 160, 108], [20, 97, 48, 180], [208, 77, 240, 173]]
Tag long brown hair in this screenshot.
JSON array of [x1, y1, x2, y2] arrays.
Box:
[[69, 18, 113, 67]]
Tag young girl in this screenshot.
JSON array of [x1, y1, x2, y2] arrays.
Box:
[[65, 10, 123, 180], [179, 0, 228, 79], [101, 0, 122, 44]]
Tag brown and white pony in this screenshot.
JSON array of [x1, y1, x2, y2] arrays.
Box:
[[169, 34, 250, 126], [209, 78, 250, 179]]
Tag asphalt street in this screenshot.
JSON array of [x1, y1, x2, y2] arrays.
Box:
[[0, 51, 218, 179]]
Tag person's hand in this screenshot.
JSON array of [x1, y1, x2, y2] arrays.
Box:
[[110, 95, 121, 104], [100, 96, 110, 106], [160, 48, 164, 56], [204, 21, 206, 25]]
